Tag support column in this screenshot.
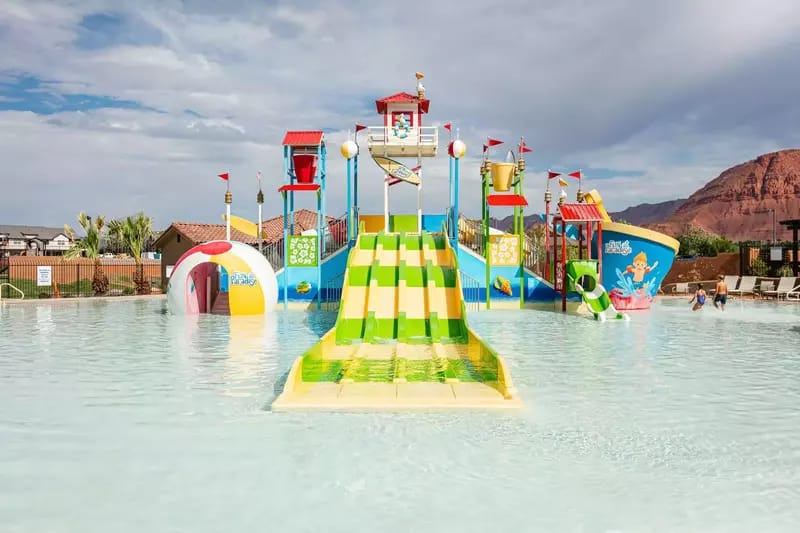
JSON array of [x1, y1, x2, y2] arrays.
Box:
[[597, 223, 603, 283], [384, 177, 390, 232], [561, 222, 567, 312], [793, 226, 799, 276]]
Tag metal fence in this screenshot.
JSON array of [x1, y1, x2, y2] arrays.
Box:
[[738, 240, 799, 277], [319, 272, 345, 311], [0, 259, 162, 299], [260, 214, 349, 271], [459, 270, 482, 312]]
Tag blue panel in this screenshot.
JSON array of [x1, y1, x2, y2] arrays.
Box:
[[592, 227, 677, 311], [219, 266, 229, 293], [421, 214, 447, 232]]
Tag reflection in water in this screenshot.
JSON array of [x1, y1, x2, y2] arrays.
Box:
[[1, 298, 800, 532], [222, 314, 279, 397]]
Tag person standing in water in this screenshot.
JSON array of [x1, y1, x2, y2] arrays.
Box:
[[714, 274, 728, 311], [689, 284, 707, 311]]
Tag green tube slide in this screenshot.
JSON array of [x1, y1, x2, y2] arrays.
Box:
[[565, 260, 629, 322]]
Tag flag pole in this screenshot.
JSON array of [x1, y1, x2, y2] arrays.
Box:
[[225, 169, 231, 241], [257, 171, 263, 253]]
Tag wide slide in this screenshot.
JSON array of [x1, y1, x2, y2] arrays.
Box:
[[272, 231, 521, 411]]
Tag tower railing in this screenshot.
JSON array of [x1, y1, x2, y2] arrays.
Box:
[[366, 126, 438, 150], [457, 214, 543, 276], [262, 212, 349, 271]]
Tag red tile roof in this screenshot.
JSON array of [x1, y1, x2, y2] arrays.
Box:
[[375, 92, 430, 114], [282, 131, 324, 146], [170, 223, 260, 245], [157, 210, 340, 250], [558, 203, 605, 222]]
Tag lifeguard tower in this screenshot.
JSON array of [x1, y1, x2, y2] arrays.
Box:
[[362, 73, 439, 233], [277, 130, 327, 308]]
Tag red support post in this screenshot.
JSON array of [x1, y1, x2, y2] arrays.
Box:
[[561, 220, 567, 312], [596, 222, 603, 282]]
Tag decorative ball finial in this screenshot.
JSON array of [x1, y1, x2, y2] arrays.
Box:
[[449, 139, 466, 159], [340, 140, 359, 159]]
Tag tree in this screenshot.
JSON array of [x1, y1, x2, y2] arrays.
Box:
[[108, 212, 154, 295], [676, 226, 736, 257], [64, 212, 109, 295]]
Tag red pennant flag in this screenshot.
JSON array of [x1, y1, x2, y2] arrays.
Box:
[[568, 170, 582, 179], [519, 142, 533, 153], [443, 122, 451, 131], [482, 144, 488, 153], [547, 171, 562, 180], [355, 124, 366, 132], [218, 172, 229, 181], [411, 165, 422, 172], [487, 138, 503, 147]]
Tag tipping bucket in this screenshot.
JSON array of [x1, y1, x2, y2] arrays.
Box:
[[490, 162, 516, 192], [293, 154, 318, 184]]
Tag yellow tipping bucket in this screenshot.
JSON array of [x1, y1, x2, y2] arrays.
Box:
[[490, 162, 515, 192]]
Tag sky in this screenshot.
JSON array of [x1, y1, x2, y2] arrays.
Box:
[[1, 0, 799, 230]]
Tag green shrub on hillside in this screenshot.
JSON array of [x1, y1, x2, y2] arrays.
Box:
[[676, 227, 736, 257]]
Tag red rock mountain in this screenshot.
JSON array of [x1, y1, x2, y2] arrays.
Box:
[[646, 149, 800, 241]]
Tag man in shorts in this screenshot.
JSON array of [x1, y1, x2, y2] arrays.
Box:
[[714, 274, 728, 311]]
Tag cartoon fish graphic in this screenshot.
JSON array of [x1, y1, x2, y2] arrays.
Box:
[[296, 281, 311, 294], [493, 276, 512, 296]]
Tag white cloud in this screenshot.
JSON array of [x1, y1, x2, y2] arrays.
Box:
[[1, 0, 799, 229]]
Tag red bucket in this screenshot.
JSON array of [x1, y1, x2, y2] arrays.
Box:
[[293, 154, 317, 184]]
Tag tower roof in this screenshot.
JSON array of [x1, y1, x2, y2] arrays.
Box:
[[558, 203, 605, 223], [375, 92, 430, 114], [282, 131, 324, 146]]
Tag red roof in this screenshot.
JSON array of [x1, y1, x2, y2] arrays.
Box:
[[558, 203, 605, 222], [282, 131, 324, 146], [375, 92, 430, 114], [486, 194, 528, 207], [155, 210, 337, 248], [278, 184, 320, 193]]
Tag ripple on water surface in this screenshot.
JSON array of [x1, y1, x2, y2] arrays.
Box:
[[1, 298, 799, 532]]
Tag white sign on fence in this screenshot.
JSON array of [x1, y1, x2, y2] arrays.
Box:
[[37, 266, 52, 287], [770, 247, 783, 261]]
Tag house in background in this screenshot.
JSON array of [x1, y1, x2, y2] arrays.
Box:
[[0, 225, 73, 257], [153, 209, 346, 289]]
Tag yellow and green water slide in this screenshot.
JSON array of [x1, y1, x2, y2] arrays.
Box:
[[272, 231, 522, 411]]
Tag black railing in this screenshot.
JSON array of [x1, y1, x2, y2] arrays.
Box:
[[1, 260, 163, 299], [738, 240, 798, 277]]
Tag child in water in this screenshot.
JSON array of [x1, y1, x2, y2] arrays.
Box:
[[689, 284, 707, 311]]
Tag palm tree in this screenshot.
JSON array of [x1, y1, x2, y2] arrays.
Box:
[[108, 212, 153, 295], [64, 212, 109, 295]]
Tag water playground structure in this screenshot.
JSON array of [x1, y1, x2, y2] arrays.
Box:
[[166, 73, 679, 410], [167, 240, 278, 316]]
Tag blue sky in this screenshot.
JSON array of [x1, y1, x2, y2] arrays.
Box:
[[1, 0, 799, 228]]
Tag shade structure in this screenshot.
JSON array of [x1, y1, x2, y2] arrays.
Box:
[[293, 154, 318, 184]]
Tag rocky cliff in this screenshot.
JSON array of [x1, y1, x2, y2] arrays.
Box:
[[647, 149, 800, 241]]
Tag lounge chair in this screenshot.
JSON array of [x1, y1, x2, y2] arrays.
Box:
[[756, 280, 775, 298], [723, 275, 740, 293], [762, 277, 800, 299], [729, 276, 757, 297], [672, 282, 689, 295]]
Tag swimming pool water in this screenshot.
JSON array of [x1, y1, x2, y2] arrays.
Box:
[[1, 298, 799, 532]]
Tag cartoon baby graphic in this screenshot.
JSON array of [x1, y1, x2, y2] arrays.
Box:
[[625, 251, 658, 291]]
